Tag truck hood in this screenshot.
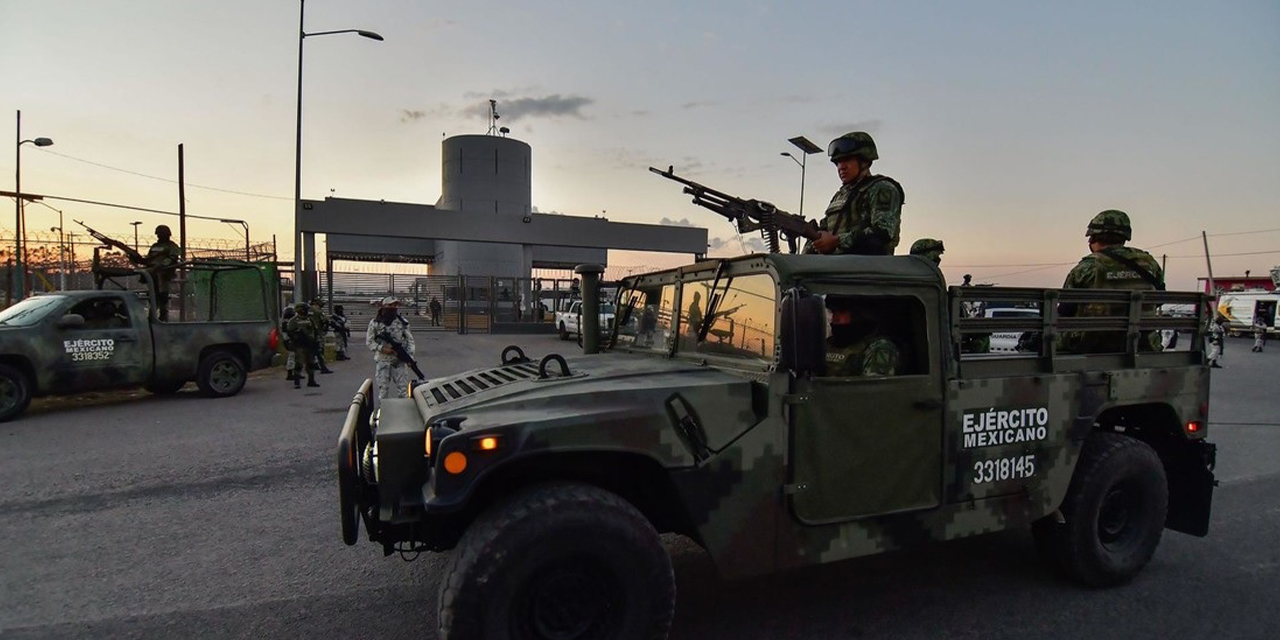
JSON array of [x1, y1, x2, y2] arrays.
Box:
[[413, 351, 762, 457]]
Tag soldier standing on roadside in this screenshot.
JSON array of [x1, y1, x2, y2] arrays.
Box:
[[366, 296, 416, 400], [282, 306, 298, 381], [805, 132, 904, 256], [429, 296, 442, 327], [1207, 316, 1226, 367], [286, 302, 320, 389], [1058, 210, 1165, 353], [331, 304, 351, 360], [309, 298, 334, 374]]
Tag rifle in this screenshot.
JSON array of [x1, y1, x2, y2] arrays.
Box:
[[376, 331, 425, 380], [329, 318, 351, 338], [74, 219, 144, 263], [649, 165, 822, 254]]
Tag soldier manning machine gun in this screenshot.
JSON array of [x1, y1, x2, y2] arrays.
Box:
[[649, 165, 822, 254]]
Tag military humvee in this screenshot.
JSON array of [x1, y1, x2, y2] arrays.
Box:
[[0, 261, 279, 421], [337, 254, 1217, 640]]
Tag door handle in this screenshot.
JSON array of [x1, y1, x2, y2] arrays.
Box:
[[912, 399, 943, 411]]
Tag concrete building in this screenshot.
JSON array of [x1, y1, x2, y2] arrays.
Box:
[[298, 133, 707, 299]]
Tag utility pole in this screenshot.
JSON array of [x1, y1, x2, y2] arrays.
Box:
[[1202, 231, 1216, 313]]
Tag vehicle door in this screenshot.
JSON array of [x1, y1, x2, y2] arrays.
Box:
[[51, 295, 151, 391], [788, 286, 944, 524]]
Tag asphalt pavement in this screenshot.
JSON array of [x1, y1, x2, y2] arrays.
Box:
[[1, 332, 1276, 639]]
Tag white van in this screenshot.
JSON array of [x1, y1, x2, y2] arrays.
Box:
[[1217, 291, 1279, 337]]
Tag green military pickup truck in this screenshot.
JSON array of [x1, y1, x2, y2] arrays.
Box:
[[337, 253, 1217, 640], [0, 261, 279, 421]]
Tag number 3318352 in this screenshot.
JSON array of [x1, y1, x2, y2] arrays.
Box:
[[973, 454, 1035, 484]]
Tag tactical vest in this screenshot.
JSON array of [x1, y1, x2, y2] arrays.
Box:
[[824, 175, 906, 254]]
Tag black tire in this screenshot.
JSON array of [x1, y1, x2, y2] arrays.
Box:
[[145, 379, 186, 395], [0, 363, 33, 423], [195, 350, 247, 398], [1032, 431, 1168, 587], [439, 482, 675, 640], [558, 322, 570, 341]]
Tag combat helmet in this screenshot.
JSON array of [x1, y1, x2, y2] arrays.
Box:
[[909, 238, 945, 264], [155, 224, 172, 238], [294, 302, 309, 313], [828, 132, 878, 163], [1086, 209, 1132, 241]]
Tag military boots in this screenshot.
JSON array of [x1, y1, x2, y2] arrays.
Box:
[[307, 371, 320, 388]]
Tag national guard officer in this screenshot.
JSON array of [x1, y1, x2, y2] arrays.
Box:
[[285, 302, 320, 389], [909, 238, 945, 265], [366, 296, 416, 400], [805, 132, 904, 256], [824, 295, 901, 377], [1059, 210, 1165, 353]]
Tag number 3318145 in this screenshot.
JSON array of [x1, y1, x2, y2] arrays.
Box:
[[973, 454, 1036, 484]]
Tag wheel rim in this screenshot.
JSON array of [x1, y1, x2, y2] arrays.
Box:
[[514, 557, 622, 640], [1098, 480, 1143, 551], [210, 361, 242, 393], [0, 377, 19, 412]]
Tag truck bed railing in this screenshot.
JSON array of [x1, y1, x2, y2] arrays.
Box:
[[948, 286, 1211, 377]]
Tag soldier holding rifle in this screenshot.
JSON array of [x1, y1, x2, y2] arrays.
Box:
[[366, 296, 419, 400], [806, 132, 904, 256]]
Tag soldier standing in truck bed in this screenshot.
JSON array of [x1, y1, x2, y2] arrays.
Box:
[[805, 132, 905, 256], [1058, 210, 1165, 353], [131, 224, 181, 321]]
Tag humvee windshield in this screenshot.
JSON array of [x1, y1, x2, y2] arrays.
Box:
[[0, 295, 66, 326], [613, 272, 777, 364]]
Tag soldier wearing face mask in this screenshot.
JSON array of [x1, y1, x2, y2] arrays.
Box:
[[365, 296, 416, 399]]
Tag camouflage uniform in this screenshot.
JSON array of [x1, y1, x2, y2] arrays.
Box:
[[309, 300, 333, 374], [331, 306, 350, 359], [804, 132, 904, 256], [285, 304, 320, 388], [1058, 210, 1164, 353], [825, 333, 901, 377], [366, 303, 416, 400], [140, 225, 182, 321]]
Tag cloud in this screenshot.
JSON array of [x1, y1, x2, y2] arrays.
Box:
[[820, 119, 883, 138], [461, 94, 594, 123], [399, 109, 427, 123], [659, 217, 695, 227], [681, 100, 720, 110], [706, 235, 768, 254]]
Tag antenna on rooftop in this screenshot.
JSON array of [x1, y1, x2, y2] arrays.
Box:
[[487, 99, 501, 135]]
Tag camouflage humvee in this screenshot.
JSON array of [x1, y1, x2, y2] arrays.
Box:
[[337, 254, 1217, 640], [0, 261, 279, 421]]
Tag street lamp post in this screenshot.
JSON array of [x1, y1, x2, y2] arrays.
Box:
[[781, 136, 821, 219], [49, 225, 65, 291], [293, 0, 383, 303], [14, 110, 54, 301], [220, 219, 251, 260], [130, 221, 142, 251]]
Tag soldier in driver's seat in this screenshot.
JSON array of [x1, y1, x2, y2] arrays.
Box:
[[824, 295, 903, 377]]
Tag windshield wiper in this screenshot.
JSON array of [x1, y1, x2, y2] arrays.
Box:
[[696, 260, 731, 343]]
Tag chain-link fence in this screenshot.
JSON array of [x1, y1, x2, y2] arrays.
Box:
[[0, 228, 276, 305]]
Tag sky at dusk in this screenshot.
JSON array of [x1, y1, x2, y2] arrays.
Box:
[[2, 0, 1278, 289]]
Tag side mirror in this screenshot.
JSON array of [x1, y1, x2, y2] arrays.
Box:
[[57, 313, 86, 329], [779, 289, 826, 376]]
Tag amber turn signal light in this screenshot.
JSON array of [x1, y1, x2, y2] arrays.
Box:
[[444, 451, 468, 474], [478, 437, 498, 451]]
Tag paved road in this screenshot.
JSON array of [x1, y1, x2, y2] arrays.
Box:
[[1, 334, 1276, 639]]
